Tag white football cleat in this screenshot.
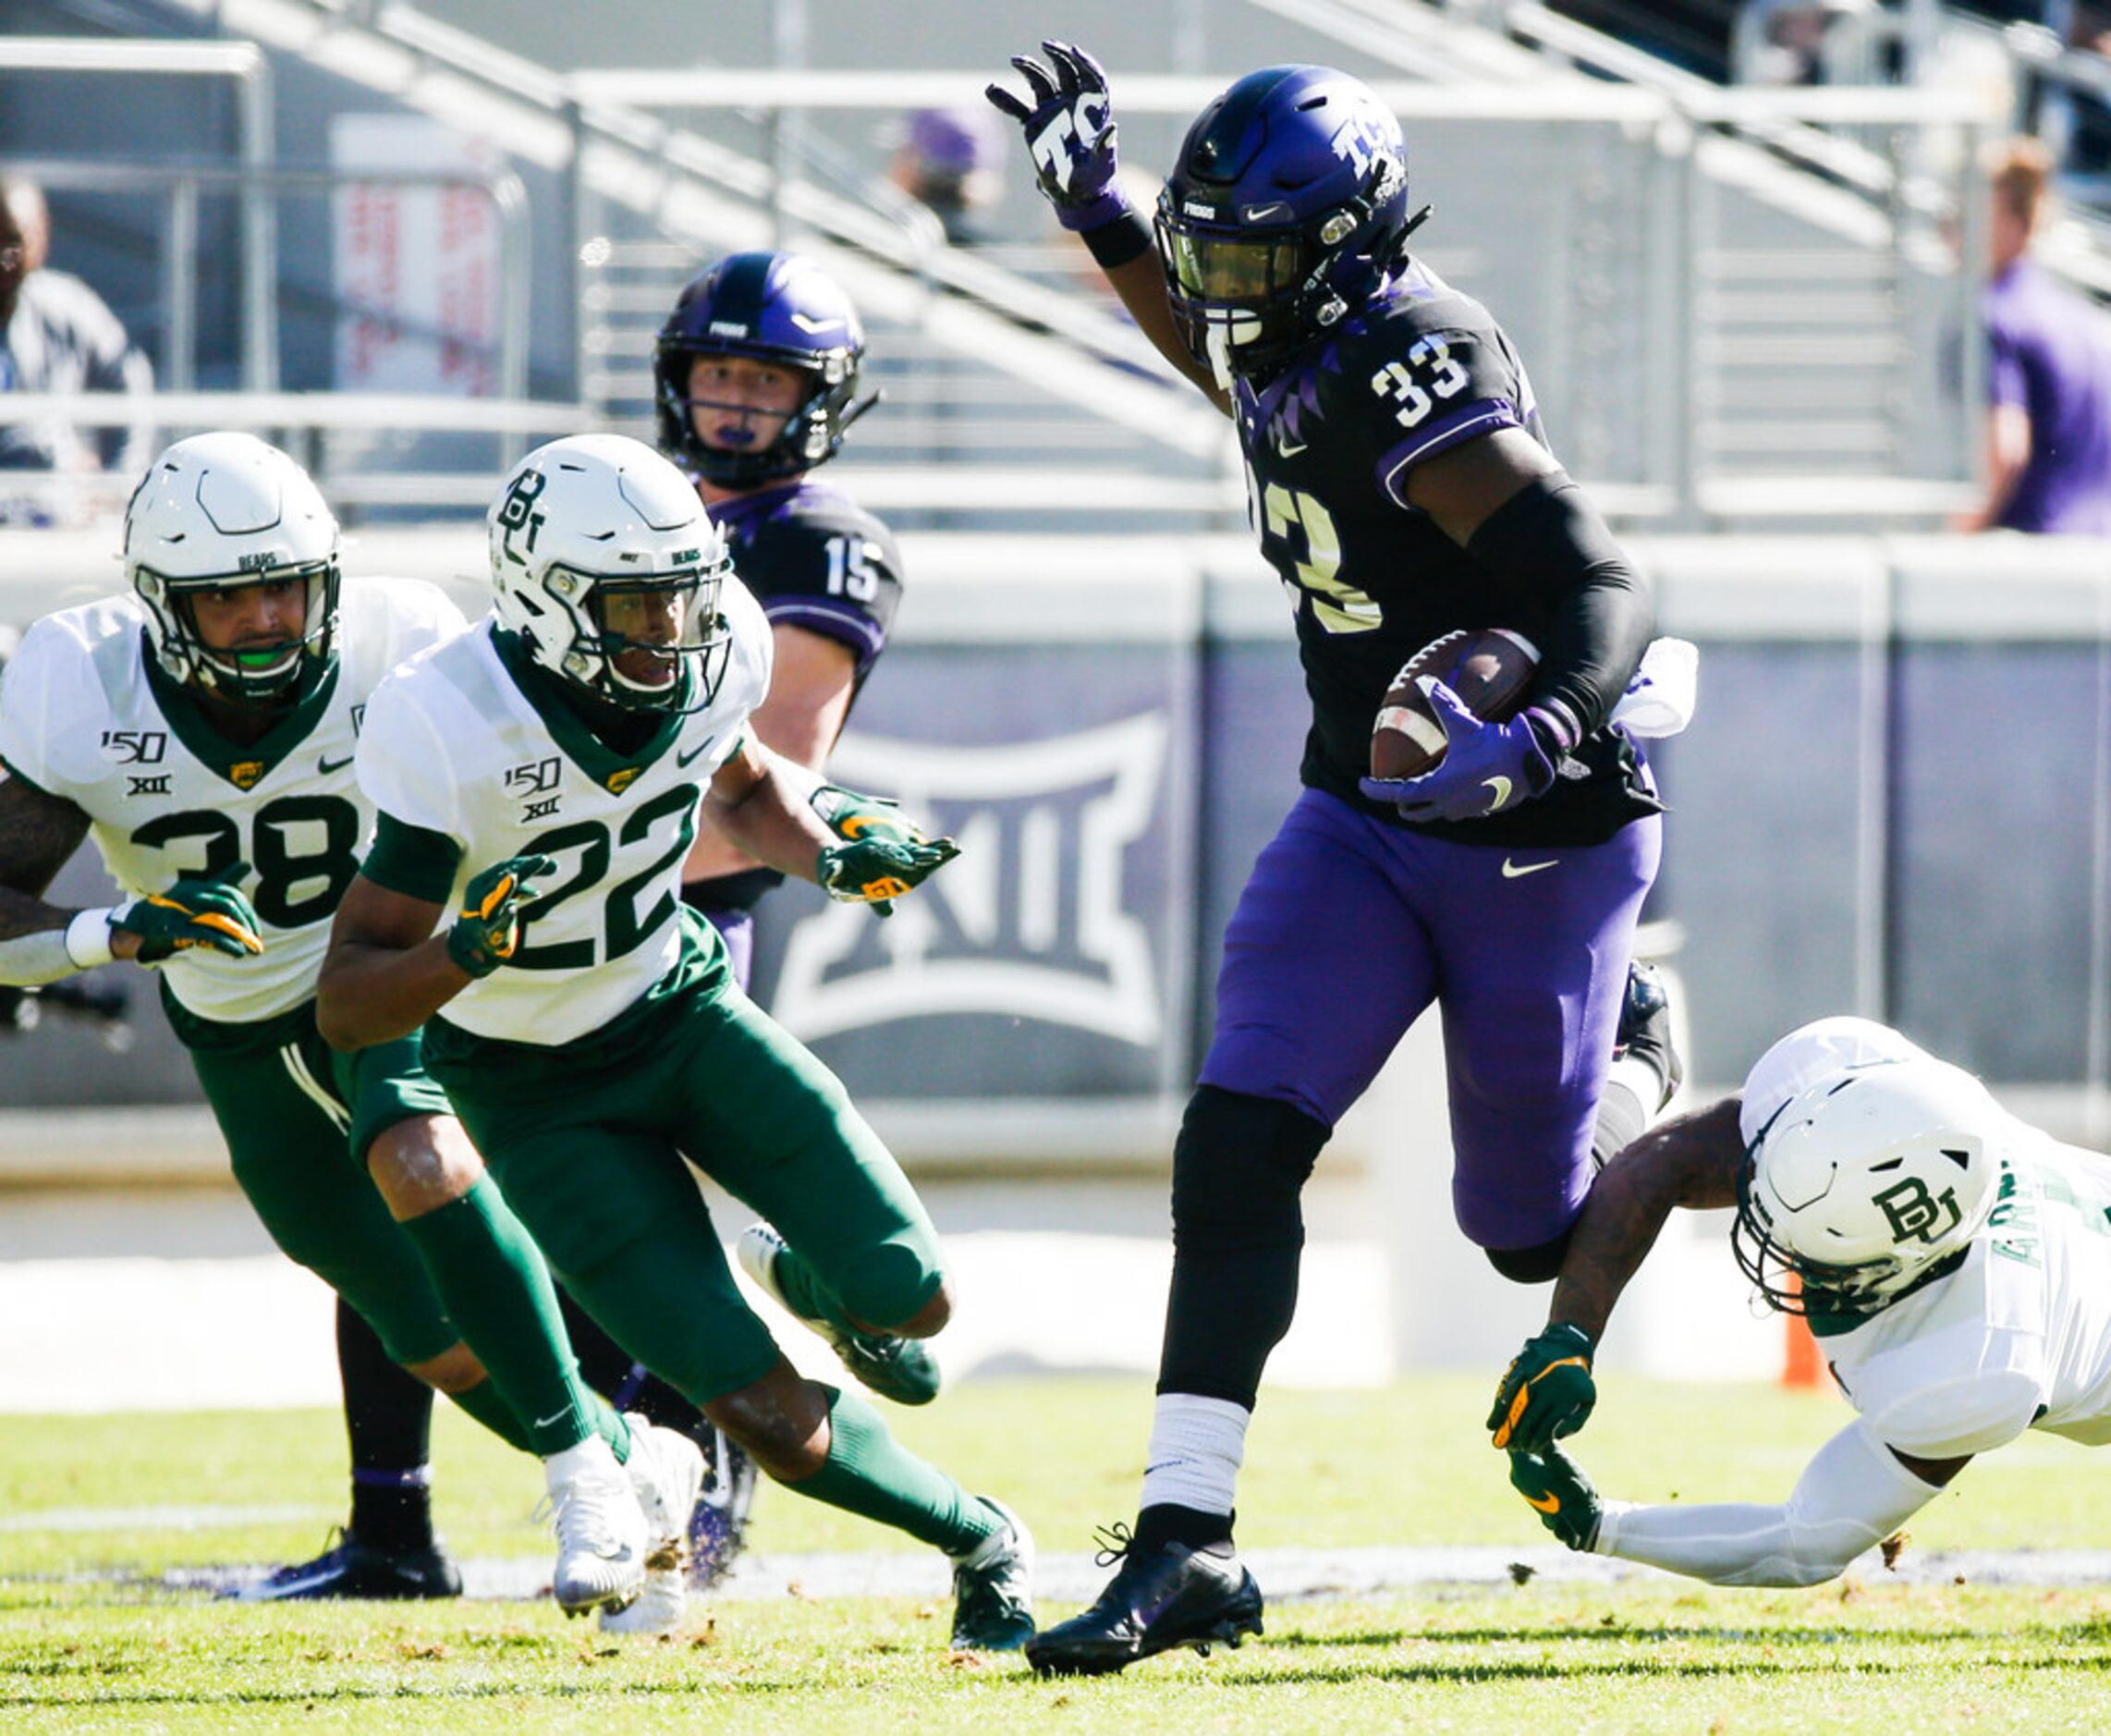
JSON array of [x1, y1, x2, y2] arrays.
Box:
[[539, 1436, 649, 1617], [601, 1417, 705, 1635]]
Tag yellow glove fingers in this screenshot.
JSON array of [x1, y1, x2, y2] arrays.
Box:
[[473, 874, 518, 923], [1494, 1388, 1528, 1451], [189, 911, 264, 953]]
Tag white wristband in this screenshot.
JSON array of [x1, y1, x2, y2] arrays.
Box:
[[63, 906, 121, 971]]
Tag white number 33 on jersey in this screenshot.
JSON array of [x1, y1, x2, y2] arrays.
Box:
[[1371, 337, 1470, 429]]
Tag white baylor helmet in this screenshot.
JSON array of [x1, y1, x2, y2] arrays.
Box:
[[124, 432, 340, 703], [488, 434, 732, 713], [1733, 1054, 2009, 1316]]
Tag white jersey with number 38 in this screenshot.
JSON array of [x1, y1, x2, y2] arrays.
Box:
[[354, 578, 770, 1047], [1741, 1018, 2111, 1458], [0, 578, 466, 1023]]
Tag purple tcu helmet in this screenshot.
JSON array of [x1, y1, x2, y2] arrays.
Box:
[[653, 250, 872, 489], [1154, 66, 1417, 385]]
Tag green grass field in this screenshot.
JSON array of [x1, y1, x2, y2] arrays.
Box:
[[6, 1375, 2111, 1730]]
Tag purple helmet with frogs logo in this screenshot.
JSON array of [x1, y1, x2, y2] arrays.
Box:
[[1154, 66, 1419, 386], [653, 251, 875, 490]]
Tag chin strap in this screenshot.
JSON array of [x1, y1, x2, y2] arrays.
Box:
[[837, 389, 884, 438]]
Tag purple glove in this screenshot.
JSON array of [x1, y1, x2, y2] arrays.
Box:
[[985, 41, 1129, 233], [1359, 679, 1562, 823]]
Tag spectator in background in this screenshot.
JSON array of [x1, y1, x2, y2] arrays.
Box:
[[1732, 0, 1874, 85], [0, 175, 155, 526], [889, 107, 1003, 246], [1955, 138, 2111, 534]]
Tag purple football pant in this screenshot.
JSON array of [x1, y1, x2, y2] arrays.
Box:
[[684, 898, 755, 993], [1199, 788, 1662, 1252]]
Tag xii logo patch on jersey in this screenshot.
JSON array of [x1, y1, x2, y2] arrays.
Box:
[[505, 755, 563, 822]]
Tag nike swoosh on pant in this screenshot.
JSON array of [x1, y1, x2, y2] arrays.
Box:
[[1502, 858, 1560, 879]]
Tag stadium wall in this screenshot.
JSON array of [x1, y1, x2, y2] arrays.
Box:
[[3, 527, 2106, 1170]]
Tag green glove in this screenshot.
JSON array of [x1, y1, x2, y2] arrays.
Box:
[[817, 835, 961, 918], [115, 862, 263, 962], [810, 784, 922, 847], [446, 854, 555, 978], [1507, 1446, 1603, 1551], [1488, 1322, 1597, 1452]]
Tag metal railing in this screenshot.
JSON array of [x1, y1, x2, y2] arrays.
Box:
[[6, 160, 531, 403], [2, 37, 277, 390]]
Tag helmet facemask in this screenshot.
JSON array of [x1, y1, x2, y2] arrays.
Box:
[[137, 560, 340, 706], [561, 559, 734, 715], [660, 350, 855, 490]]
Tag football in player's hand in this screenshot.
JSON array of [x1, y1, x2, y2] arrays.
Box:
[[1371, 628, 1541, 781]]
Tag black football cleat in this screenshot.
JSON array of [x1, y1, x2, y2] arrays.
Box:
[[1615, 960, 1683, 1111], [1024, 1529, 1263, 1677], [231, 1529, 463, 1602]]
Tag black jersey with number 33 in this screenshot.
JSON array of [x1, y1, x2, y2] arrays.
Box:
[[1237, 261, 1657, 849]]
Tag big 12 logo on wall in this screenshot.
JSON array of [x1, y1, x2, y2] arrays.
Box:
[[770, 711, 1176, 1070]]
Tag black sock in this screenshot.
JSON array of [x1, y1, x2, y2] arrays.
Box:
[[1590, 1077, 1649, 1171], [555, 1286, 708, 1435], [336, 1298, 437, 1554], [1132, 1502, 1237, 1556]]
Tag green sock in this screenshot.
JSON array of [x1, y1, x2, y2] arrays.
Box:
[[401, 1175, 629, 1460], [789, 1386, 998, 1556], [445, 1375, 531, 1453], [444, 1377, 630, 1461]]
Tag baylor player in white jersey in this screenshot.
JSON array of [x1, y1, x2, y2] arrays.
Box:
[[317, 434, 1037, 1651], [0, 434, 702, 1625], [1489, 1016, 2111, 1585]]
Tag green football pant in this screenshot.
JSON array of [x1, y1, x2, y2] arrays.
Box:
[[184, 997, 617, 1458], [187, 1006, 460, 1368], [429, 982, 945, 1406]]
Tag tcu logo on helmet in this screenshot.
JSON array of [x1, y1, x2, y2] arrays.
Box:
[[1328, 110, 1393, 177], [1875, 1176, 1965, 1246]]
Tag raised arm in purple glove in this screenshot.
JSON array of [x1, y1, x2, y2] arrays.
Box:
[[985, 41, 1129, 232]]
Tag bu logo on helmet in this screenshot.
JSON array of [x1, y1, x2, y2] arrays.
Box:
[[1875, 1176, 1964, 1246]]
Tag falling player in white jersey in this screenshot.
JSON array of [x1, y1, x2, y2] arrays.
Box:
[[314, 433, 1036, 1651], [0, 433, 701, 1625], [1489, 1016, 2111, 1585]]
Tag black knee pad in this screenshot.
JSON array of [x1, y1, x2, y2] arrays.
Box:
[[1159, 1087, 1330, 1408], [1485, 1226, 1575, 1285], [1170, 1085, 1330, 1249]]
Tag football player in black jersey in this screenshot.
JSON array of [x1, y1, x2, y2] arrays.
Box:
[[990, 48, 1677, 1674], [653, 250, 896, 976]]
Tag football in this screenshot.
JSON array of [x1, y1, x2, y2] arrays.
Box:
[[1371, 628, 1541, 782]]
